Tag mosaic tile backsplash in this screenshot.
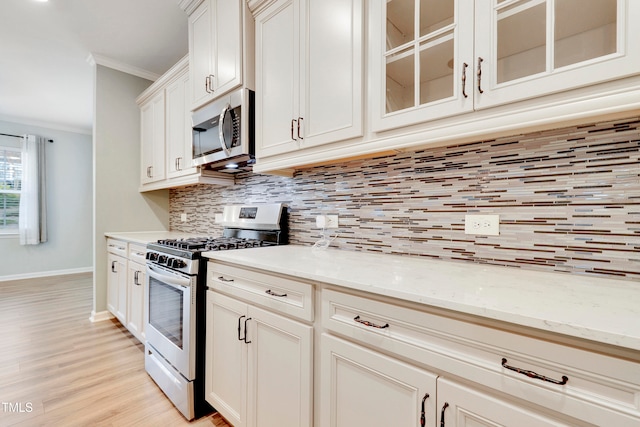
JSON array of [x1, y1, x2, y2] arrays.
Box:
[[170, 116, 640, 281]]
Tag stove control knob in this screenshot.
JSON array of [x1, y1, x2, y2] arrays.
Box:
[[158, 255, 168, 264], [146, 252, 158, 261], [169, 258, 186, 269]]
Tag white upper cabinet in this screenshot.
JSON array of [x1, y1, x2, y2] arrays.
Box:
[[474, 0, 640, 109], [254, 0, 363, 158], [371, 0, 640, 132], [370, 0, 474, 132], [140, 92, 166, 184], [189, 0, 243, 110], [166, 71, 196, 179]]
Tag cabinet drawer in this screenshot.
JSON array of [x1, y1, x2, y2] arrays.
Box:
[[106, 238, 127, 257], [128, 243, 147, 264], [322, 289, 640, 426], [208, 261, 314, 322]]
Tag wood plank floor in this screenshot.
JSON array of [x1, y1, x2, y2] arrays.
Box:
[[0, 273, 231, 427]]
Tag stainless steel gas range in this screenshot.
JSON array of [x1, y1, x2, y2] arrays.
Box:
[[144, 203, 287, 420]]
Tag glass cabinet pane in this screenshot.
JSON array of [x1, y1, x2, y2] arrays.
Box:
[[420, 33, 454, 104], [386, 48, 415, 113], [554, 0, 617, 68], [497, 0, 546, 83], [385, 0, 457, 114], [387, 0, 414, 50]]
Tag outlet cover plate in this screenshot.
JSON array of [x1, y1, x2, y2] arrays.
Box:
[[465, 214, 499, 236]]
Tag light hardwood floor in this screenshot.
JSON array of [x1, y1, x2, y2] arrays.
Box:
[[0, 273, 231, 427]]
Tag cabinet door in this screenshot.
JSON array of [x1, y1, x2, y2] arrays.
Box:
[[189, 0, 214, 109], [166, 71, 196, 179], [107, 253, 127, 324], [205, 291, 248, 427], [246, 305, 313, 427], [140, 92, 165, 184], [320, 334, 437, 427], [302, 0, 363, 148], [212, 0, 243, 97], [255, 0, 300, 158], [436, 378, 577, 427], [126, 261, 145, 342], [474, 0, 640, 109], [370, 0, 475, 132]]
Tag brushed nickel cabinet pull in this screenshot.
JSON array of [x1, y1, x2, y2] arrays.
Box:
[[111, 261, 117, 273], [297, 117, 304, 140], [477, 57, 484, 94], [501, 358, 568, 385], [354, 315, 389, 329], [291, 119, 297, 140], [462, 62, 469, 98], [218, 276, 234, 283], [265, 289, 287, 298]]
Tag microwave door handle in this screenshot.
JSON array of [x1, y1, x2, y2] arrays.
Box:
[[146, 264, 190, 289], [218, 102, 233, 157]]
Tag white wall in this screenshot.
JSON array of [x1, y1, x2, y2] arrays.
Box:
[[92, 64, 170, 318], [0, 120, 93, 279]]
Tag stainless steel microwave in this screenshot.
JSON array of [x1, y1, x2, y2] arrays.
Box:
[[191, 88, 254, 169]]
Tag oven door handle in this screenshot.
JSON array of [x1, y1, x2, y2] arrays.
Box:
[[146, 264, 190, 289]]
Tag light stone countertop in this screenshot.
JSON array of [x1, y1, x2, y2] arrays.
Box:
[[203, 245, 640, 352], [104, 231, 202, 245]]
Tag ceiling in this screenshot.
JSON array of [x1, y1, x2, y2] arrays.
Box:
[[0, 0, 189, 135]]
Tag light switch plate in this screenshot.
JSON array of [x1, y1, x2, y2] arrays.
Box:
[[180, 213, 187, 222], [465, 214, 499, 236]]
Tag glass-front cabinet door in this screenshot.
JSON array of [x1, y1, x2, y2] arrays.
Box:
[[474, 0, 640, 109], [370, 0, 474, 132]]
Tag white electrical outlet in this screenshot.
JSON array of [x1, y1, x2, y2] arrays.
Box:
[[316, 215, 339, 229], [325, 215, 339, 229], [464, 214, 500, 236], [180, 213, 187, 222]]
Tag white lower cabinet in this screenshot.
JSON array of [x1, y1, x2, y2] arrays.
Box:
[[107, 251, 127, 324], [436, 378, 580, 427], [205, 290, 313, 427], [106, 238, 147, 343], [320, 333, 437, 427]]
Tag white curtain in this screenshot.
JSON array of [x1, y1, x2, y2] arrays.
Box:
[[19, 135, 47, 245]]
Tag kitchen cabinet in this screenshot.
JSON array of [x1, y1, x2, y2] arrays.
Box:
[[106, 239, 128, 324], [204, 248, 640, 426], [320, 333, 437, 427], [140, 92, 165, 184], [137, 56, 234, 191], [126, 244, 147, 342], [370, 0, 640, 132], [188, 0, 243, 110], [205, 263, 314, 427], [321, 288, 640, 427], [106, 238, 147, 343], [253, 0, 363, 158], [165, 71, 196, 179]]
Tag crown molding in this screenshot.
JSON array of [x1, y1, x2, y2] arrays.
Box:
[[86, 53, 160, 82], [178, 0, 204, 15]]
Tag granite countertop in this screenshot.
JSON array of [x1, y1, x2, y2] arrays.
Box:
[[203, 245, 640, 352], [104, 231, 202, 245]]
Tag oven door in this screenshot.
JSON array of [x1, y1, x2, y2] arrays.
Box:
[[145, 263, 196, 380]]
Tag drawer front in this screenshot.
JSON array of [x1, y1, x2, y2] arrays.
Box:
[[208, 261, 314, 322], [322, 288, 640, 427], [128, 243, 147, 264], [106, 238, 127, 257]]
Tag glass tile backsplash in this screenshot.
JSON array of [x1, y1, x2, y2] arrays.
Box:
[[170, 116, 640, 281]]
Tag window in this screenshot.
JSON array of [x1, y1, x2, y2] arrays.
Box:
[[0, 147, 22, 233]]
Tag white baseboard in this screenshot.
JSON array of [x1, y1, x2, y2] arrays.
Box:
[[0, 267, 93, 282], [90, 310, 114, 323]]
